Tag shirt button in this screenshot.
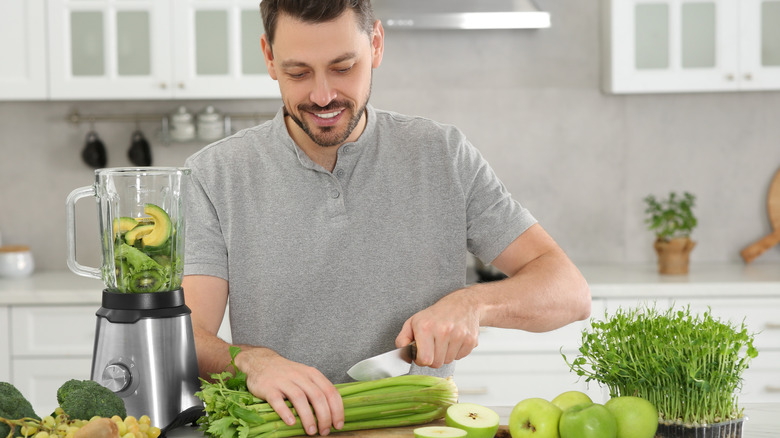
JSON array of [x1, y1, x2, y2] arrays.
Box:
[[342, 145, 352, 154], [335, 168, 345, 178], [330, 189, 340, 198]]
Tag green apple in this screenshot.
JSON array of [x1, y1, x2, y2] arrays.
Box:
[[414, 426, 468, 438], [445, 403, 500, 438], [558, 403, 617, 438], [551, 391, 593, 412], [508, 398, 562, 438], [604, 396, 658, 438]]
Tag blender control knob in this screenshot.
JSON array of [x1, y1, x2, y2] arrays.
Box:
[[102, 363, 131, 392]]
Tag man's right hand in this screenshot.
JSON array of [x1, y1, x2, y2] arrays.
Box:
[[233, 346, 345, 436]]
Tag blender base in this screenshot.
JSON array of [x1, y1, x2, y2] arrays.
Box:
[[91, 288, 204, 432]]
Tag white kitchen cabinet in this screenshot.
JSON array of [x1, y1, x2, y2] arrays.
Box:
[[171, 0, 280, 99], [13, 358, 93, 416], [218, 305, 232, 344], [0, 0, 48, 100], [453, 299, 611, 405], [46, 0, 279, 100], [5, 305, 96, 414], [455, 353, 606, 406], [603, 0, 780, 93], [0, 306, 9, 381], [11, 305, 96, 356], [455, 292, 780, 405]]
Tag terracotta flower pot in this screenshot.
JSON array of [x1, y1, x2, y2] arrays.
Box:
[[654, 237, 696, 275]]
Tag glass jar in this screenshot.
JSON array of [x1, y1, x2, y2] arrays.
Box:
[[197, 105, 225, 142], [169, 106, 196, 142], [0, 245, 34, 278]]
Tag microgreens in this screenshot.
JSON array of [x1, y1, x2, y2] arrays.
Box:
[[563, 304, 758, 426]]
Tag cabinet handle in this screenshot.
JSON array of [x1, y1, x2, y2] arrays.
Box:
[[765, 323, 780, 330], [725, 74, 735, 81], [744, 73, 753, 81], [459, 387, 489, 395], [765, 385, 780, 393], [178, 82, 186, 89], [159, 82, 168, 89]]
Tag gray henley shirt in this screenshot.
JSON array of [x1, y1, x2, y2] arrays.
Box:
[[183, 104, 536, 383]]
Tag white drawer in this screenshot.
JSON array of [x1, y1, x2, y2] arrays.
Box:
[[11, 305, 96, 356], [453, 353, 606, 406], [474, 321, 588, 354], [739, 351, 780, 403], [456, 352, 576, 374], [13, 357, 93, 416]]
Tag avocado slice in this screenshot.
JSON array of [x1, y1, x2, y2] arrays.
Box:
[[124, 223, 155, 246], [112, 217, 139, 236], [141, 203, 172, 249]]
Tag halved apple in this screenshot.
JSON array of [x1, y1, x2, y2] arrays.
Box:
[[445, 403, 500, 438]]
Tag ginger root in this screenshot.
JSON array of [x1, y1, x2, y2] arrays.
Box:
[[74, 417, 119, 438]]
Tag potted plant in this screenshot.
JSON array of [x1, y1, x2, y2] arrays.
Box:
[[563, 303, 758, 438], [644, 191, 697, 274]]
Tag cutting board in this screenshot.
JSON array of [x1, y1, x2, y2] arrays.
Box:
[[741, 167, 780, 263], [331, 420, 511, 437]]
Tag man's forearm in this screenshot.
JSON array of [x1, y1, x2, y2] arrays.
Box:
[[193, 326, 235, 379], [470, 248, 591, 332]]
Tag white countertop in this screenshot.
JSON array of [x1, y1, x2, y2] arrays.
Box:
[[165, 403, 780, 438], [1, 263, 779, 305], [0, 271, 103, 305], [579, 262, 780, 298]]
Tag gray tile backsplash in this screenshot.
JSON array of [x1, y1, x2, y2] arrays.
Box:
[[1, 1, 778, 272]]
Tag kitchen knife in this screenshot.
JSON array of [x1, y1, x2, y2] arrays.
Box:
[[347, 342, 417, 381]]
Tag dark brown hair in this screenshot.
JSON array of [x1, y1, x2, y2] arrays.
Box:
[[260, 0, 376, 47]]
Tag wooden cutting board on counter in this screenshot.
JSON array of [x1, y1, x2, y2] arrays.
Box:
[[741, 167, 780, 263], [330, 421, 511, 437]]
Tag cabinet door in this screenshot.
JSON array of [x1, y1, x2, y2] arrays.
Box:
[[0, 0, 47, 99], [454, 353, 606, 406], [171, 0, 280, 99], [47, 0, 173, 99], [11, 305, 96, 356], [13, 358, 93, 416], [0, 307, 9, 381], [738, 0, 780, 90], [604, 0, 740, 93]]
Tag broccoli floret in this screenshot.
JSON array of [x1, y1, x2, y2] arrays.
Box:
[[0, 382, 40, 437], [57, 380, 127, 420], [56, 379, 103, 405]]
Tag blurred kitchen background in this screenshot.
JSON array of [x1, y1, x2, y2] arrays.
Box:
[[1, 0, 780, 272]]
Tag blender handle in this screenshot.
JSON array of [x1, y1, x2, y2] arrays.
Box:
[[66, 185, 102, 280]]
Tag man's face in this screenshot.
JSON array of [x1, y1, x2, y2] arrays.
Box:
[[262, 10, 384, 148]]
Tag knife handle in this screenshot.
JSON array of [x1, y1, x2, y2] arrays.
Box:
[[409, 341, 417, 362]]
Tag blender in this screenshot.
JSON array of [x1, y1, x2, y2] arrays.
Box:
[[66, 167, 203, 433]]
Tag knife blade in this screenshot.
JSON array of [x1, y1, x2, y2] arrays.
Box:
[[347, 342, 417, 381]]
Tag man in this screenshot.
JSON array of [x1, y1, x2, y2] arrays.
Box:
[[182, 1, 591, 436]]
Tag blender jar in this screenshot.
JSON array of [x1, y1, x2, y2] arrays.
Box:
[[67, 167, 190, 293]]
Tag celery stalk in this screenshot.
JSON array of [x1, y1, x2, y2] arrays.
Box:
[[196, 359, 459, 438]]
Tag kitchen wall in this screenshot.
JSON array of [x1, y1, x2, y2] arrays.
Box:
[[1, 1, 779, 272]]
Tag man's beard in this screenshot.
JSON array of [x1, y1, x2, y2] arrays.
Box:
[[287, 81, 372, 148]]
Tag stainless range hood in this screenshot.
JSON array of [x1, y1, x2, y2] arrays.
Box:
[[372, 0, 550, 30]]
